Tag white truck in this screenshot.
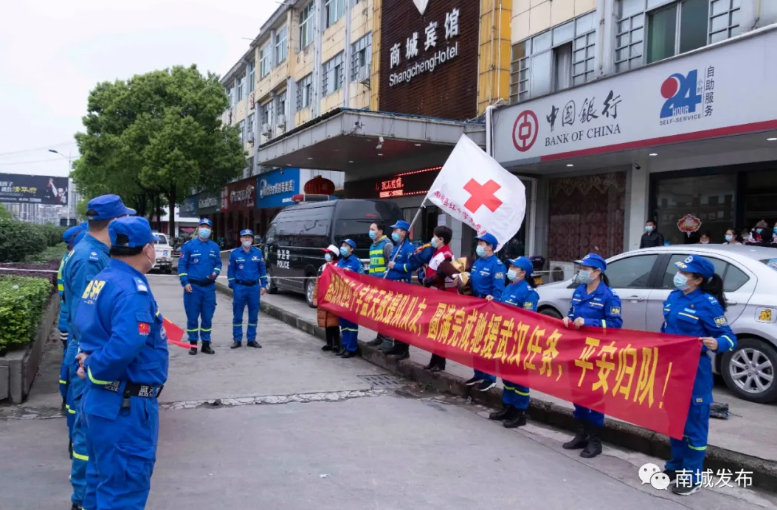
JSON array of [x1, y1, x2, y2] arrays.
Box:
[[152, 232, 173, 274]]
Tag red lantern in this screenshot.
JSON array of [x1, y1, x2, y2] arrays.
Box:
[[304, 176, 335, 195]]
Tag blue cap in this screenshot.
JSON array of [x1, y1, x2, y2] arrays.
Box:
[[507, 256, 534, 276], [239, 229, 254, 237], [475, 232, 499, 249], [86, 194, 136, 220], [575, 253, 607, 272], [62, 225, 85, 244], [199, 218, 213, 227], [675, 254, 715, 278], [390, 220, 411, 231], [109, 217, 156, 248], [73, 222, 89, 245], [342, 238, 357, 250]]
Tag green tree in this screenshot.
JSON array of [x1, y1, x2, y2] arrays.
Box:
[[73, 65, 245, 233], [0, 203, 11, 220]]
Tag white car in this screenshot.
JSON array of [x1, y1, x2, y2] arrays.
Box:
[[152, 232, 173, 274]]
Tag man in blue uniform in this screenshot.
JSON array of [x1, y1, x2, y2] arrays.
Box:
[[58, 224, 87, 411], [463, 232, 506, 391], [178, 218, 222, 355], [74, 216, 168, 510], [228, 229, 267, 349], [383, 219, 416, 359], [62, 195, 135, 510], [337, 239, 363, 358]]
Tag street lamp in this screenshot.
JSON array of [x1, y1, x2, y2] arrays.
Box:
[[48, 149, 74, 225]]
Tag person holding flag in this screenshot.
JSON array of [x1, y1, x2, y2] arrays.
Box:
[[384, 219, 416, 360]]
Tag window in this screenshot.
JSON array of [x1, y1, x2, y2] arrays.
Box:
[[607, 255, 659, 289], [259, 44, 271, 78], [325, 0, 345, 28], [229, 85, 236, 109], [299, 3, 314, 49], [236, 78, 243, 102], [246, 113, 254, 140], [296, 73, 313, 110], [509, 41, 529, 103], [259, 103, 271, 128], [553, 43, 572, 92], [709, 0, 741, 43], [647, 3, 677, 63], [322, 52, 344, 96], [247, 63, 255, 93], [662, 255, 750, 292], [275, 26, 288, 65], [351, 33, 372, 80], [275, 92, 286, 122], [237, 120, 244, 143]]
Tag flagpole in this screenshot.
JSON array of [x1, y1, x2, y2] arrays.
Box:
[[383, 197, 427, 279]]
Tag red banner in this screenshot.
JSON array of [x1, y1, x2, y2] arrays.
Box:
[[162, 317, 190, 349], [318, 266, 702, 439]]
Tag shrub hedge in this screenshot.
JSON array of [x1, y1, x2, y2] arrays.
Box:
[[0, 219, 66, 262], [0, 275, 53, 353]]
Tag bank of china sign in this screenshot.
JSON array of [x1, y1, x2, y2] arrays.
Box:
[[492, 29, 777, 163], [388, 4, 460, 87]]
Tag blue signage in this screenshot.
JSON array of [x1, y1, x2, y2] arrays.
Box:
[[180, 195, 198, 217], [256, 168, 300, 209]]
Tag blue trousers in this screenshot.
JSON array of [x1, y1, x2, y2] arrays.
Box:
[[83, 393, 159, 510], [502, 380, 530, 410], [339, 318, 359, 352], [184, 284, 216, 342], [232, 284, 260, 342], [474, 369, 496, 383], [666, 403, 710, 483], [66, 342, 87, 506], [573, 404, 604, 427], [62, 340, 79, 430]]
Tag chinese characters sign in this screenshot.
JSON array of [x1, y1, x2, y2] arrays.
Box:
[[0, 173, 68, 205], [319, 265, 702, 439]]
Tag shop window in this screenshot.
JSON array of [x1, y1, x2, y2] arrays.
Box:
[[299, 3, 314, 49]]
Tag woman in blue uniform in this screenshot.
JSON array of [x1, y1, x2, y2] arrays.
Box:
[[489, 256, 538, 428], [661, 254, 736, 496], [337, 239, 363, 358], [562, 253, 622, 458]]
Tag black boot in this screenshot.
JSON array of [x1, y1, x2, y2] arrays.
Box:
[[489, 405, 513, 421], [230, 342, 242, 349], [562, 419, 588, 450], [200, 343, 215, 354], [379, 339, 394, 353], [503, 409, 527, 428], [580, 424, 602, 458], [188, 343, 198, 355]]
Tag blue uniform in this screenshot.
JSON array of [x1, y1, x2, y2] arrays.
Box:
[[499, 279, 538, 409], [385, 239, 415, 282], [567, 283, 623, 426], [178, 238, 222, 343], [337, 254, 363, 353], [61, 233, 111, 507], [75, 259, 168, 510], [661, 289, 736, 483], [57, 251, 73, 400], [227, 246, 267, 342], [470, 254, 506, 383]]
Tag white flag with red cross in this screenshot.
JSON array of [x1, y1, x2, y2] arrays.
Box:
[[426, 134, 526, 250]]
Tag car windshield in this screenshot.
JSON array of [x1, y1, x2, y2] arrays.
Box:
[[761, 258, 777, 273], [155, 235, 168, 245]]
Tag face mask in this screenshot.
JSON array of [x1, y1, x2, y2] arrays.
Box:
[[242, 240, 252, 248], [324, 253, 333, 262], [143, 245, 155, 273], [339, 246, 349, 257], [773, 227, 777, 235], [391, 232, 401, 243], [475, 245, 486, 258], [673, 272, 690, 291], [430, 237, 439, 248], [369, 230, 377, 240], [507, 269, 519, 281], [575, 270, 592, 285], [199, 228, 211, 239], [645, 225, 654, 233], [725, 234, 733, 242]]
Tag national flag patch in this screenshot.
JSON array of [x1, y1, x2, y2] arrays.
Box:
[[138, 322, 151, 336]]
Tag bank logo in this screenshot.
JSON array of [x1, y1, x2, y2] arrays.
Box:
[[512, 110, 538, 152], [660, 70, 702, 119], [412, 0, 429, 15]]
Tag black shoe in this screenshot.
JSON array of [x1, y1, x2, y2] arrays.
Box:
[[341, 350, 356, 359], [580, 424, 602, 458], [477, 380, 496, 391], [504, 409, 527, 428], [379, 340, 394, 352], [489, 405, 513, 421], [200, 343, 215, 354], [189, 347, 198, 355], [663, 469, 678, 483], [562, 420, 588, 450], [366, 337, 383, 347], [246, 341, 261, 348], [430, 365, 444, 373], [230, 342, 242, 349], [464, 376, 483, 386], [671, 481, 702, 496], [72, 504, 84, 510], [321, 345, 333, 351]]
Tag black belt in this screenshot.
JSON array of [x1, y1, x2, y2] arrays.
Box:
[[236, 280, 259, 286], [189, 279, 214, 286], [102, 381, 163, 399]]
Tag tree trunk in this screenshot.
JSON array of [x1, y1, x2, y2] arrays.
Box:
[[167, 187, 177, 238]]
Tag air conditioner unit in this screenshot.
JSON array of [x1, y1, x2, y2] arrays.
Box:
[[261, 123, 271, 136], [357, 67, 370, 85], [260, 133, 271, 144], [276, 114, 286, 129]]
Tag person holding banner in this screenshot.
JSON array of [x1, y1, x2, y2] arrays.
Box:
[[337, 239, 363, 358], [383, 220, 416, 359], [489, 256, 538, 428], [463, 233, 506, 391], [313, 244, 342, 353], [661, 254, 736, 496], [562, 253, 623, 458], [366, 222, 393, 347]]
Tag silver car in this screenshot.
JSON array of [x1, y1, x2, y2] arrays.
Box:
[[536, 245, 777, 403]]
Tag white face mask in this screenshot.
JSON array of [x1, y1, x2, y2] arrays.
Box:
[[143, 244, 155, 273], [199, 227, 211, 239], [242, 239, 252, 248]]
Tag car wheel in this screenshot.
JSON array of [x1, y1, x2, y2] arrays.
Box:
[[721, 338, 777, 403], [266, 270, 278, 294], [539, 307, 563, 320], [305, 277, 316, 308]]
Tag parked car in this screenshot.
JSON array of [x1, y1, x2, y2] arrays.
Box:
[[536, 245, 777, 403], [264, 199, 403, 307], [151, 232, 173, 274]]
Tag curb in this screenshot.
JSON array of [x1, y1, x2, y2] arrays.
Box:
[[216, 282, 777, 492]]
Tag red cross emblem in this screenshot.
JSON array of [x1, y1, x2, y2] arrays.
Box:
[[463, 179, 503, 214], [512, 110, 538, 152]]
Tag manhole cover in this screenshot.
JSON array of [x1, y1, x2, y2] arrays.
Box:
[[358, 374, 404, 388]]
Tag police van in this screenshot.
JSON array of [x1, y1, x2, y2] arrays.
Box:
[[264, 199, 402, 307]]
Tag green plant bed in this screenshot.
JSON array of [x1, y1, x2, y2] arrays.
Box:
[[0, 275, 53, 354], [23, 243, 68, 264]]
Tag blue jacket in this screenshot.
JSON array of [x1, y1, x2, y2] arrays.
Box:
[[385, 240, 415, 282], [337, 254, 363, 273], [405, 244, 435, 272], [227, 246, 267, 287], [567, 283, 623, 329], [178, 238, 222, 285], [500, 279, 538, 311], [57, 251, 72, 331], [471, 255, 506, 300], [661, 289, 737, 404], [63, 234, 111, 339]]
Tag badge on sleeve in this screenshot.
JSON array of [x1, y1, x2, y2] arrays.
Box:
[[610, 306, 621, 315], [714, 316, 728, 327], [138, 322, 151, 336], [134, 277, 148, 293]]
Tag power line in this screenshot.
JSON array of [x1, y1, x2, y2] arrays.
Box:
[[0, 141, 77, 158]]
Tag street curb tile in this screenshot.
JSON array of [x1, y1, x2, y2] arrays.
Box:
[[215, 281, 777, 492]]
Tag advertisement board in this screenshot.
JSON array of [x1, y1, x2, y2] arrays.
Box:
[[256, 168, 301, 209], [0, 173, 69, 205]]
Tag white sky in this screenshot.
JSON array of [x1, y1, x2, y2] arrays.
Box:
[[0, 0, 278, 178]]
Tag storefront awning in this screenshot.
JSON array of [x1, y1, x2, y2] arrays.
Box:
[[256, 108, 486, 180]]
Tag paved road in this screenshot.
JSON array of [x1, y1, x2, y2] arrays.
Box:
[[1, 274, 775, 509]]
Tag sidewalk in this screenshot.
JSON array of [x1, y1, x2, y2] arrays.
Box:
[[214, 277, 777, 491]]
